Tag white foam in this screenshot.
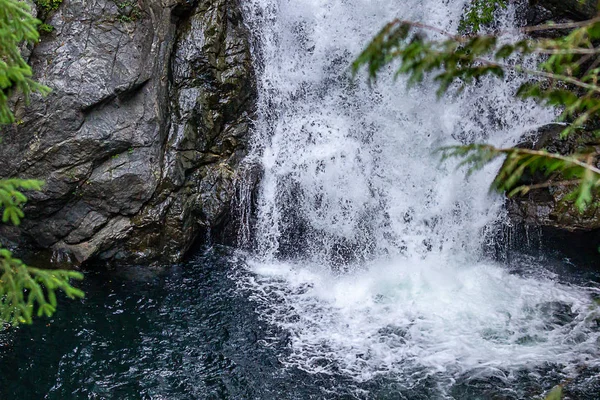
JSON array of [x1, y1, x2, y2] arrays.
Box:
[[238, 0, 600, 390], [238, 255, 600, 384]]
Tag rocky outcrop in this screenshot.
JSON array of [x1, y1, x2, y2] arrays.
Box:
[[506, 2, 600, 254], [524, 0, 599, 32], [534, 0, 599, 21], [0, 0, 256, 266], [507, 124, 600, 232]]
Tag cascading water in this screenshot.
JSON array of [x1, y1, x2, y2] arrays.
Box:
[[237, 0, 600, 396]]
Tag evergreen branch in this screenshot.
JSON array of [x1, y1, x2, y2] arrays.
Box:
[[442, 145, 600, 176], [0, 0, 51, 124], [0, 249, 84, 326], [0, 0, 83, 327], [510, 179, 580, 193], [518, 17, 600, 35], [440, 145, 600, 210], [514, 66, 600, 94], [0, 177, 85, 326], [353, 16, 600, 214], [533, 48, 600, 55], [370, 17, 600, 45]]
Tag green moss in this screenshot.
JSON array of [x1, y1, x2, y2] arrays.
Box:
[[458, 0, 507, 34], [117, 14, 133, 23], [38, 23, 54, 34], [34, 0, 63, 28], [34, 0, 63, 12], [116, 1, 135, 9], [115, 1, 142, 23]]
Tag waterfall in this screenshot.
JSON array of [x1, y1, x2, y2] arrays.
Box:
[[237, 0, 600, 393]]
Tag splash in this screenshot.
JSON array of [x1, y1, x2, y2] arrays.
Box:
[[237, 0, 600, 394]]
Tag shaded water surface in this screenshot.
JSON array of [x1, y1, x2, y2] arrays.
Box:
[[1, 248, 599, 399], [4, 1, 600, 398]]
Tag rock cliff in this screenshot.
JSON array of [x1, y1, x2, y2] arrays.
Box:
[[507, 1, 600, 260], [535, 0, 599, 21], [507, 124, 600, 232], [0, 0, 256, 266]]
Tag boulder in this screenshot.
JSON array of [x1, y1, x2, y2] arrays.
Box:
[[534, 0, 599, 21], [0, 0, 256, 266], [507, 124, 600, 232]]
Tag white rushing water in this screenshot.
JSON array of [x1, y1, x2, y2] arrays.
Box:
[[237, 0, 600, 393]]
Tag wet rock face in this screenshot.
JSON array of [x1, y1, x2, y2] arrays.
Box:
[[507, 3, 600, 244], [507, 124, 600, 232], [534, 0, 599, 21], [0, 0, 256, 266], [523, 1, 598, 33]]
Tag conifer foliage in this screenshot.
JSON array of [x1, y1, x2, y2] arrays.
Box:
[[0, 0, 83, 326], [353, 6, 600, 212], [0, 0, 50, 123]]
